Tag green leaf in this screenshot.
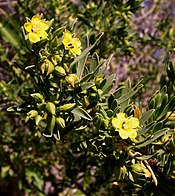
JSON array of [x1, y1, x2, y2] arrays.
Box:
[[135, 128, 170, 148], [0, 22, 20, 48], [76, 49, 89, 79], [90, 52, 99, 72], [102, 74, 115, 94], [71, 107, 92, 121], [81, 82, 95, 91], [140, 109, 155, 124], [156, 96, 175, 120], [137, 121, 156, 136], [136, 150, 164, 160], [118, 84, 143, 104]]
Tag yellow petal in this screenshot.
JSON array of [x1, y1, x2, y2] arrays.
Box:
[[28, 32, 40, 43], [24, 22, 32, 32], [119, 130, 128, 139], [127, 129, 137, 139], [112, 117, 124, 129], [39, 20, 49, 30], [38, 30, 48, 39], [31, 15, 42, 25], [72, 38, 81, 47], [117, 112, 127, 119], [129, 117, 139, 128], [70, 47, 81, 56], [62, 30, 73, 45]]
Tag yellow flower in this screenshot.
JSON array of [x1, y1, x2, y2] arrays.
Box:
[[112, 112, 139, 139], [62, 30, 81, 56], [24, 15, 49, 43]]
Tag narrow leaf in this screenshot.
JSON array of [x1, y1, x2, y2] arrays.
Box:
[[71, 107, 92, 121]]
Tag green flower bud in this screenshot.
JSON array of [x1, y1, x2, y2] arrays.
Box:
[[58, 103, 76, 111], [40, 59, 54, 75], [47, 114, 56, 134], [35, 115, 43, 125], [54, 55, 62, 62], [31, 93, 44, 102], [54, 66, 66, 76], [65, 74, 79, 87], [46, 102, 56, 115], [39, 49, 50, 58], [56, 117, 65, 128], [27, 110, 38, 118], [63, 63, 69, 73], [131, 164, 145, 176]]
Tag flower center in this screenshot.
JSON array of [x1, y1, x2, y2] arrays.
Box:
[[122, 121, 129, 130], [68, 43, 74, 49]]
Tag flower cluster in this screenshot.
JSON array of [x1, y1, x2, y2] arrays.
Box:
[[112, 112, 139, 140], [24, 15, 82, 56]]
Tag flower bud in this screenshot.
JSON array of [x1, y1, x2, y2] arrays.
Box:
[[56, 117, 65, 128], [63, 63, 69, 73], [54, 66, 66, 76], [58, 103, 76, 111], [46, 102, 56, 115], [47, 114, 56, 134], [31, 93, 44, 102], [40, 59, 54, 75], [39, 49, 50, 58], [134, 105, 141, 119], [131, 164, 145, 176], [35, 115, 43, 125], [27, 110, 38, 118], [65, 74, 79, 87]]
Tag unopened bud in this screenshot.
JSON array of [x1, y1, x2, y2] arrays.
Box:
[[27, 110, 38, 118], [54, 66, 66, 76], [134, 105, 141, 119], [131, 164, 145, 176], [46, 102, 56, 115], [35, 115, 43, 125], [56, 117, 65, 128], [58, 103, 76, 111], [31, 93, 44, 102], [65, 74, 79, 87], [40, 59, 54, 75]]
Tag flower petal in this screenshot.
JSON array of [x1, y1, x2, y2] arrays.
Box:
[[38, 30, 48, 39], [129, 117, 139, 128], [127, 129, 137, 139], [62, 30, 73, 46], [28, 32, 40, 43], [39, 20, 49, 30], [112, 117, 124, 129], [117, 112, 127, 119], [119, 130, 128, 139], [72, 38, 81, 47], [31, 15, 42, 25], [24, 22, 32, 32]]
